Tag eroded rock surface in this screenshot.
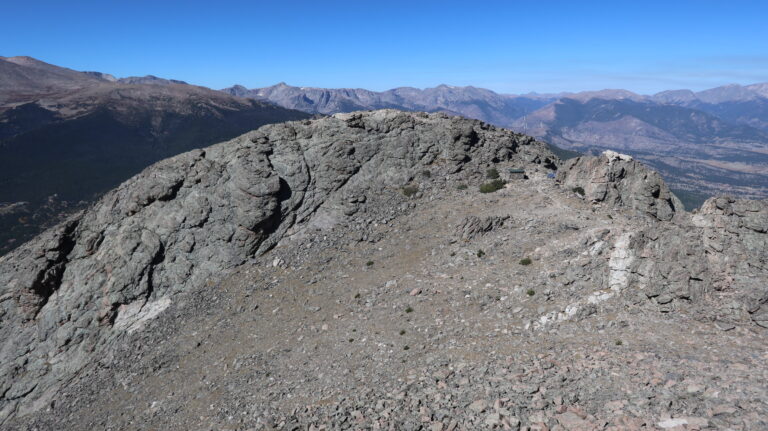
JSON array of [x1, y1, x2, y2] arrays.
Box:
[[455, 215, 510, 241], [557, 150, 682, 220], [1, 110, 767, 429], [0, 110, 555, 422], [626, 196, 768, 326]]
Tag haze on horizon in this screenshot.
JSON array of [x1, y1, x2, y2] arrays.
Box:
[[2, 0, 767, 94]]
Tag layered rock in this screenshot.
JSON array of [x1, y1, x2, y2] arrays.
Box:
[[622, 196, 768, 326], [0, 110, 556, 422], [556, 150, 682, 220], [547, 151, 768, 330], [455, 215, 509, 241]]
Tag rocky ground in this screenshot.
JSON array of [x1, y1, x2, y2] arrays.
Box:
[[2, 111, 767, 430], [12, 169, 768, 430]]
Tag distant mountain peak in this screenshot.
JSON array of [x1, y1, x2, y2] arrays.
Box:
[[746, 82, 768, 98], [564, 89, 643, 102], [3, 55, 43, 65], [82, 71, 117, 82], [117, 75, 188, 85], [651, 89, 697, 104]]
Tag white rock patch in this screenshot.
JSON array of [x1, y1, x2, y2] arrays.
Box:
[[608, 232, 634, 292], [114, 297, 172, 334]]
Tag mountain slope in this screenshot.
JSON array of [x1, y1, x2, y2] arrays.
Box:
[[0, 56, 110, 103], [0, 57, 311, 255], [2, 111, 767, 429]]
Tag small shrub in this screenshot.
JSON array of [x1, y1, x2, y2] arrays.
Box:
[[519, 257, 532, 265], [615, 340, 623, 346], [366, 260, 374, 267], [572, 186, 585, 196], [354, 292, 361, 299], [479, 179, 506, 193], [477, 249, 485, 258], [403, 345, 410, 351], [450, 251, 456, 257], [405, 306, 414, 313], [399, 329, 406, 335], [526, 289, 536, 296], [421, 169, 432, 178], [486, 167, 500, 179], [402, 185, 419, 197], [457, 183, 468, 190], [348, 338, 354, 342]]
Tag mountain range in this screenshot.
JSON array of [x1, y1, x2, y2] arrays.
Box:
[[224, 81, 768, 202], [0, 56, 310, 255], [3, 55, 768, 256]]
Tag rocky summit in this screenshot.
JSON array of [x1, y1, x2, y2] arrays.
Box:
[[1, 110, 767, 430]]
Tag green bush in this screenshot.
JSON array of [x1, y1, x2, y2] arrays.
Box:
[[615, 340, 623, 346], [526, 289, 536, 296], [486, 167, 500, 179], [479, 179, 506, 193], [519, 257, 532, 265], [402, 185, 419, 197], [456, 183, 468, 190], [405, 306, 413, 313], [477, 249, 485, 258], [421, 169, 432, 178], [572, 186, 585, 196], [366, 260, 374, 266]]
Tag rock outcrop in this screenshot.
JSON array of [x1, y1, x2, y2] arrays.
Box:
[[555, 151, 768, 326], [455, 215, 510, 241], [556, 150, 682, 220], [2, 110, 768, 429], [0, 110, 556, 422], [623, 196, 768, 326]]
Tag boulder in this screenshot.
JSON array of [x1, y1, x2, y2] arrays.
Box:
[[556, 150, 682, 220]]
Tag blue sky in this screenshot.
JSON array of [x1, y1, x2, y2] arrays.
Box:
[[2, 0, 767, 94]]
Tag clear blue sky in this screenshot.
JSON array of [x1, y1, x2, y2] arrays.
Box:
[[2, 0, 767, 94]]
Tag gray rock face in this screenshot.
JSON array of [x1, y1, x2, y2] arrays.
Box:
[[0, 110, 556, 422], [557, 151, 768, 326], [551, 150, 767, 329], [623, 196, 768, 325], [556, 150, 682, 221]]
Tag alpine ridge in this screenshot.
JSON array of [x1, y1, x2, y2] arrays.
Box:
[[2, 110, 767, 429]]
